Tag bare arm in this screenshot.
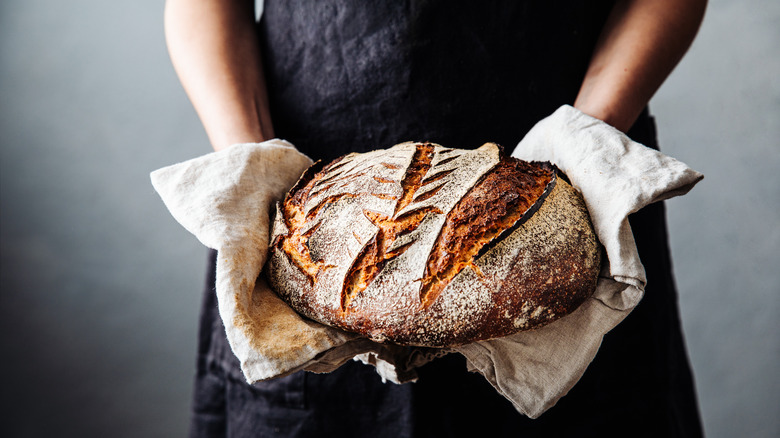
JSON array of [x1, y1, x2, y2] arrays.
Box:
[[164, 0, 274, 151], [574, 0, 707, 132]]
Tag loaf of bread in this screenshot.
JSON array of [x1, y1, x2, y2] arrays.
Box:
[[266, 142, 601, 347]]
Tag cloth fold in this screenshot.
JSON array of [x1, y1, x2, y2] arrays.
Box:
[[151, 105, 702, 418]]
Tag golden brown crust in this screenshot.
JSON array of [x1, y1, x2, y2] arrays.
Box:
[[266, 142, 600, 347]]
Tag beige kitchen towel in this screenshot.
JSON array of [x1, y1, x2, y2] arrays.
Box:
[[152, 140, 442, 384], [152, 107, 702, 416], [153, 140, 352, 382], [455, 105, 703, 417]]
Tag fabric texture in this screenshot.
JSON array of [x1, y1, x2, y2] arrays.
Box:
[[258, 0, 616, 161], [152, 106, 702, 418], [456, 105, 702, 416], [151, 140, 356, 381]]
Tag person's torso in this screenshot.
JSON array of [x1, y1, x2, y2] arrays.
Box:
[[258, 0, 616, 161]]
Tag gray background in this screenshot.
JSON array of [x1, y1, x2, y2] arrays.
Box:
[[0, 0, 777, 437]]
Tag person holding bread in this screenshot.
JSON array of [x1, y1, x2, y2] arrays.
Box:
[[164, 0, 707, 436]]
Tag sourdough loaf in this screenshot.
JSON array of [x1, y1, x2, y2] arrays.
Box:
[[266, 142, 601, 347]]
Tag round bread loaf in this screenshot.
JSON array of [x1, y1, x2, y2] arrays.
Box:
[[266, 142, 601, 347]]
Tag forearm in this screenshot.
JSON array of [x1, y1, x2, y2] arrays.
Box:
[[574, 0, 706, 132], [164, 0, 274, 151]]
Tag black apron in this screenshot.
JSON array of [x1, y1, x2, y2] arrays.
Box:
[[189, 2, 703, 437]]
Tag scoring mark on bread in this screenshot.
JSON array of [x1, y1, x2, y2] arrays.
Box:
[[421, 168, 455, 186]]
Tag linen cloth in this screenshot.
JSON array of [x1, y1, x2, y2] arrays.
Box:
[[151, 105, 702, 418]]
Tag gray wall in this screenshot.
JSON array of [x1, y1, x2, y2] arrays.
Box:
[[0, 1, 777, 437], [653, 1, 780, 436]]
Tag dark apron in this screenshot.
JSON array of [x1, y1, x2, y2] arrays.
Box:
[[189, 1, 703, 437]]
